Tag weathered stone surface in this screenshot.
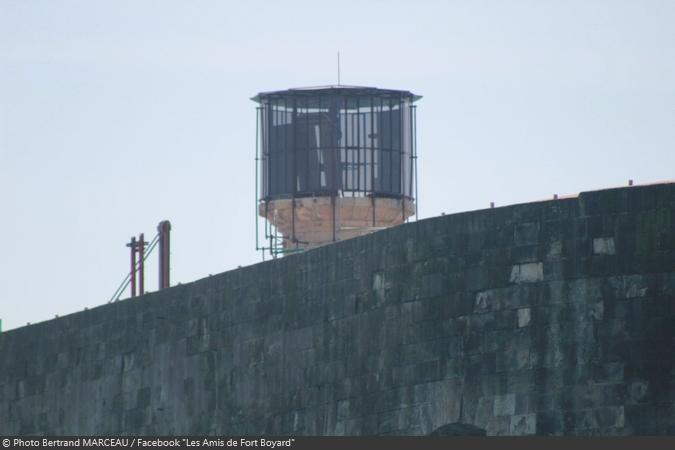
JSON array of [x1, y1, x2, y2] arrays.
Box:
[[429, 423, 486, 436], [509, 262, 544, 284], [593, 237, 616, 255], [494, 394, 516, 416], [1, 183, 674, 435], [517, 308, 531, 328]]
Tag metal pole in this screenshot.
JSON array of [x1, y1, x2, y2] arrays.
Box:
[[292, 98, 297, 247], [138, 233, 145, 296], [408, 103, 415, 216], [158, 221, 171, 289], [255, 106, 261, 252], [265, 201, 271, 258], [400, 98, 405, 222], [413, 105, 419, 218], [127, 236, 137, 297], [370, 97, 376, 227]]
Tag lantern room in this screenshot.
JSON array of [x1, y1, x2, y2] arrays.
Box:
[[253, 85, 420, 254]]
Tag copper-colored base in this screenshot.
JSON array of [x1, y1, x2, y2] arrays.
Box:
[[259, 196, 414, 250]]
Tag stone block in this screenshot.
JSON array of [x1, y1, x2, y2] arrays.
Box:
[[506, 369, 536, 393], [372, 271, 386, 303], [493, 393, 516, 416], [595, 406, 625, 428], [474, 291, 491, 313], [514, 223, 540, 246], [429, 422, 486, 436], [510, 245, 541, 264], [420, 273, 444, 299], [627, 380, 649, 403], [136, 387, 151, 409], [546, 241, 563, 260], [496, 346, 531, 372], [442, 358, 462, 380], [588, 301, 604, 321], [337, 399, 350, 420], [593, 237, 616, 255], [486, 415, 511, 436], [517, 308, 531, 328], [474, 397, 494, 428], [510, 413, 537, 435], [515, 393, 535, 415], [510, 262, 544, 284], [465, 267, 489, 291], [536, 410, 564, 435], [590, 362, 624, 383]]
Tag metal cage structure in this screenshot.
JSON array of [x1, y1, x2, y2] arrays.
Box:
[[254, 85, 420, 257]]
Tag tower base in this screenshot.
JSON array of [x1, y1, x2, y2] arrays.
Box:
[[259, 196, 414, 251]]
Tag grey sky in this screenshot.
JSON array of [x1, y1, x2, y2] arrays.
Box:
[[1, 0, 674, 331]]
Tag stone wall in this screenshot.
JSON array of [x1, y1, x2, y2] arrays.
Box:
[[1, 183, 674, 435]]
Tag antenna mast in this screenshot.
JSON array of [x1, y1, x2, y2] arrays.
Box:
[[337, 51, 341, 85]]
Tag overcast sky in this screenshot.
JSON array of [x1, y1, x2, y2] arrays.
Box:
[[1, 0, 674, 331]]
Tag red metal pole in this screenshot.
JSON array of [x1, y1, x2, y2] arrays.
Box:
[[127, 236, 137, 297], [138, 233, 145, 296], [158, 220, 171, 289]]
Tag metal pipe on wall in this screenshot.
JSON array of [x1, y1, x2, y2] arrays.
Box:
[[127, 236, 137, 297], [158, 220, 171, 290], [138, 233, 145, 296]]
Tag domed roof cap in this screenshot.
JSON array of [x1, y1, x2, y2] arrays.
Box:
[[252, 85, 422, 103]]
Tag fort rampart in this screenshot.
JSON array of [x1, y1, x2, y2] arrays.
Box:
[[1, 183, 674, 435]]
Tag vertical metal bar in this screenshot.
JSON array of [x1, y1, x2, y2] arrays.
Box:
[[272, 104, 276, 195], [281, 100, 285, 195], [400, 98, 405, 222], [408, 103, 415, 201], [158, 225, 165, 288], [387, 97, 393, 193], [347, 114, 352, 191], [356, 97, 361, 193], [320, 96, 324, 192], [370, 97, 376, 226], [286, 100, 290, 195], [158, 221, 171, 289], [164, 224, 170, 287], [267, 102, 273, 197], [268, 102, 274, 254], [138, 233, 145, 296], [292, 97, 297, 247], [340, 94, 344, 194], [400, 98, 404, 196], [305, 96, 310, 194], [279, 102, 284, 195], [128, 236, 137, 297], [343, 96, 348, 192], [264, 103, 271, 257], [278, 97, 284, 253], [331, 94, 338, 193], [266, 103, 271, 197], [261, 103, 266, 199], [331, 95, 338, 242], [413, 104, 419, 218], [264, 202, 272, 258], [255, 106, 261, 252]]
